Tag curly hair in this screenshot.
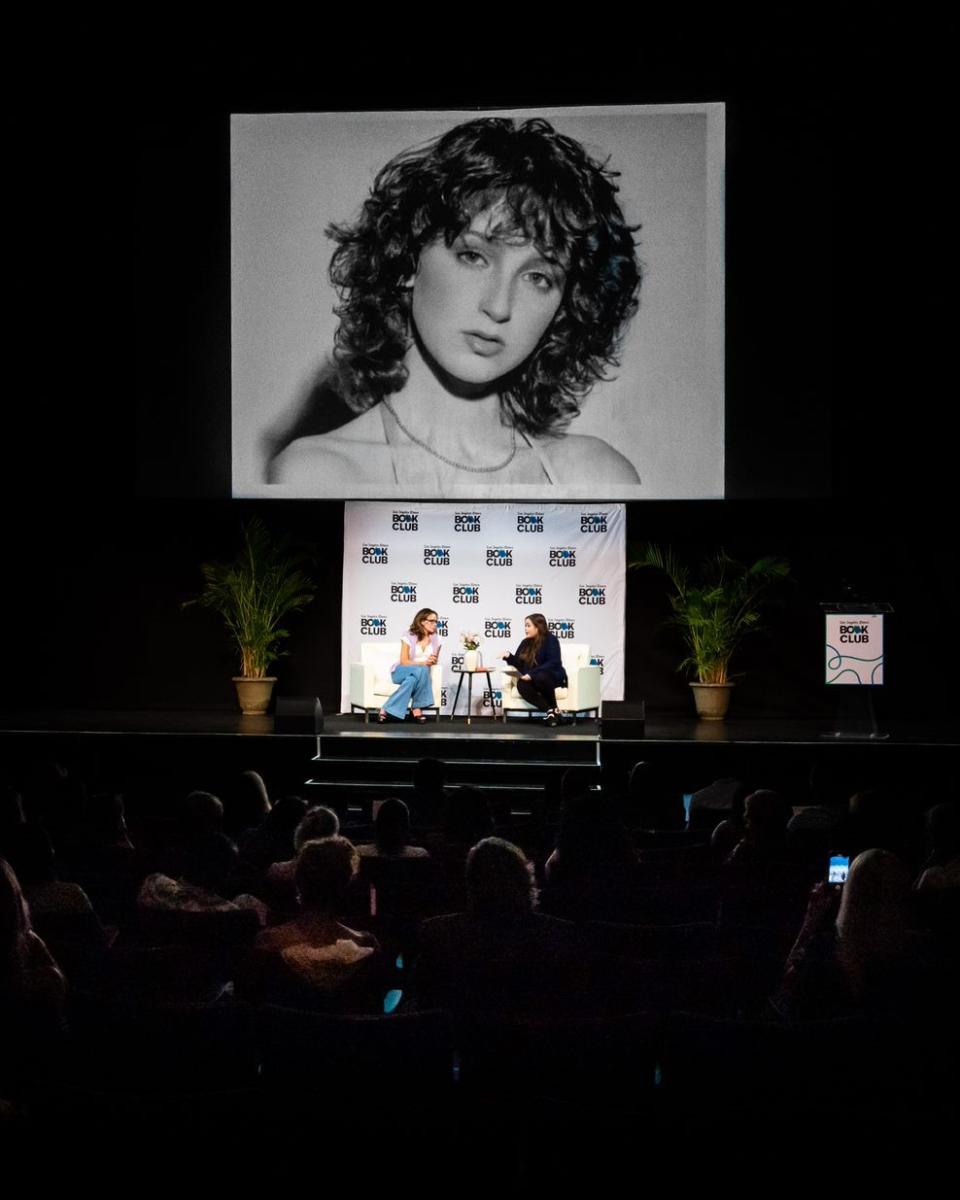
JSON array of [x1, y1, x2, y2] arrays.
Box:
[[466, 837, 537, 918], [327, 117, 641, 438]]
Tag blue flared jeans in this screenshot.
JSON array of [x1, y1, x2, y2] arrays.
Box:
[[382, 665, 434, 719]]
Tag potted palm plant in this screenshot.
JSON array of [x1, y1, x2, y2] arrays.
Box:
[[630, 544, 790, 720], [184, 518, 317, 715]]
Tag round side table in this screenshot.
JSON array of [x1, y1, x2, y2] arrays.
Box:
[[449, 667, 499, 725]]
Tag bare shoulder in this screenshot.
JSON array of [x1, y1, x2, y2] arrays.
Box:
[[272, 437, 365, 488], [271, 410, 388, 488], [542, 435, 641, 484]]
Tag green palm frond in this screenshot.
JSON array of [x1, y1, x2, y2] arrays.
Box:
[[628, 543, 690, 597], [183, 518, 317, 677], [630, 542, 790, 684]]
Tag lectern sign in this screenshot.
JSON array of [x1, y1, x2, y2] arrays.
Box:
[[825, 613, 884, 685]]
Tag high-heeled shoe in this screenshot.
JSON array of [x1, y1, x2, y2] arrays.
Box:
[[378, 710, 390, 723], [544, 710, 559, 727]]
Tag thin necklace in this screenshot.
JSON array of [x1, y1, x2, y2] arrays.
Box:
[[383, 398, 518, 473]]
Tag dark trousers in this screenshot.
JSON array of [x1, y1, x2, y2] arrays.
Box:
[[517, 675, 559, 712]]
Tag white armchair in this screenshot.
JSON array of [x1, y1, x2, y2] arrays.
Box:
[[498, 643, 601, 723], [349, 642, 443, 722]]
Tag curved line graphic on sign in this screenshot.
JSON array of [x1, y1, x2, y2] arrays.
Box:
[[826, 644, 883, 666], [826, 642, 884, 685], [827, 668, 868, 684]]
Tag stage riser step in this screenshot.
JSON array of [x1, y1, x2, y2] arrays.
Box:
[[309, 758, 594, 784], [305, 780, 548, 800], [317, 735, 599, 765]]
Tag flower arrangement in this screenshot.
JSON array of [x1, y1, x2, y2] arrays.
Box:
[[460, 631, 481, 652]]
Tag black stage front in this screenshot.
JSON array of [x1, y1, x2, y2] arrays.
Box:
[[2, 709, 956, 809], [2, 708, 958, 747]]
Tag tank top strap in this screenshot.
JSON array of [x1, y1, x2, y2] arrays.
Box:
[[379, 402, 402, 484], [518, 429, 559, 485]]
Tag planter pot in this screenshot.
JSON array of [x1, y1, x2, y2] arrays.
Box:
[[690, 682, 735, 721], [463, 649, 480, 671], [233, 676, 277, 716]]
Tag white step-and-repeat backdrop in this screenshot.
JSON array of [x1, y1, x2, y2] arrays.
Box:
[[341, 502, 625, 716]]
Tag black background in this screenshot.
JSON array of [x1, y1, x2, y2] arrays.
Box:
[[7, 31, 949, 720]]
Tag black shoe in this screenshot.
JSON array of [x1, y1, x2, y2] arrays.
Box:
[[544, 711, 558, 727]]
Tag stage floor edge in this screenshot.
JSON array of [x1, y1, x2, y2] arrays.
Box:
[[0, 709, 957, 748]]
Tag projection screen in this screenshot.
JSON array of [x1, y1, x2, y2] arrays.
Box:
[[232, 104, 724, 500]]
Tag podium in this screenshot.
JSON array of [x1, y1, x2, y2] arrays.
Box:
[[821, 602, 892, 740]]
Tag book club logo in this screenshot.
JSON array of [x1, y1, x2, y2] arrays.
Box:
[[482, 688, 504, 708], [549, 618, 576, 639], [549, 547, 576, 568], [452, 584, 480, 604], [392, 510, 419, 531], [517, 511, 544, 533], [580, 512, 608, 533], [484, 618, 512, 639], [390, 583, 417, 603], [515, 585, 543, 606], [454, 512, 481, 532], [579, 585, 606, 606], [450, 654, 465, 670], [486, 546, 513, 567], [435, 618, 449, 638], [839, 622, 870, 643], [439, 686, 449, 708], [360, 615, 388, 636], [423, 545, 451, 566], [591, 654, 605, 675], [361, 543, 388, 565]]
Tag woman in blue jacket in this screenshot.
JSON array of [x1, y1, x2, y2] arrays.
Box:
[[501, 613, 569, 726]]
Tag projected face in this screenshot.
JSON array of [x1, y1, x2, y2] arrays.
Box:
[[411, 209, 565, 389]]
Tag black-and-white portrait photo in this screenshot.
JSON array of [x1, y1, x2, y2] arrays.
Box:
[[231, 105, 724, 500]]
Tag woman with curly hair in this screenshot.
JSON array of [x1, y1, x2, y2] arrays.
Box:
[[272, 117, 642, 488]]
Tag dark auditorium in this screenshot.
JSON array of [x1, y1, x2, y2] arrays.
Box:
[[2, 34, 955, 1176]]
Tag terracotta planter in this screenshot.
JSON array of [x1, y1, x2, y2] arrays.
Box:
[[690, 681, 734, 721], [233, 676, 277, 716]]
